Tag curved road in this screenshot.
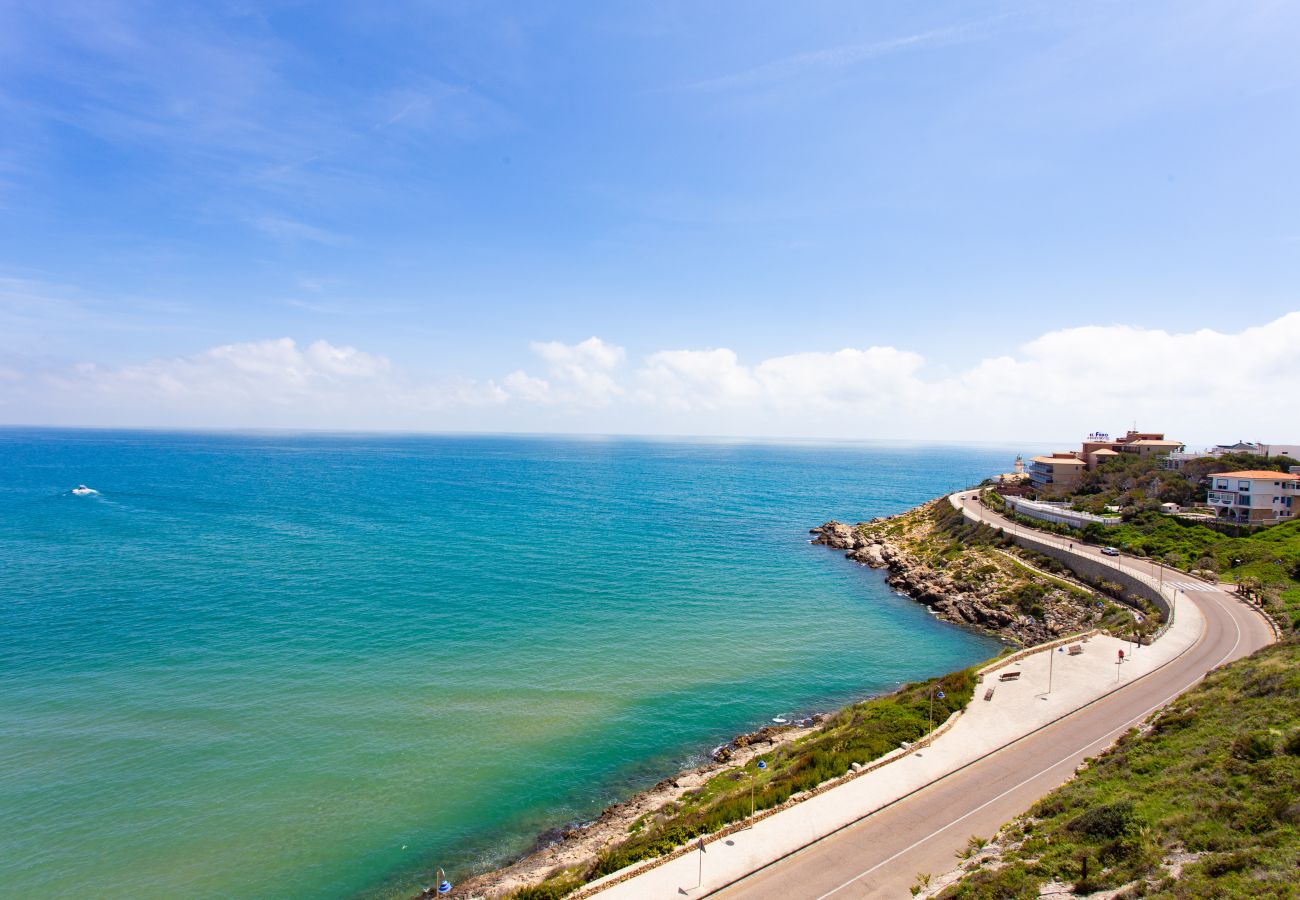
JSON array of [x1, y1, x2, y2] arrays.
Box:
[[715, 492, 1273, 899]]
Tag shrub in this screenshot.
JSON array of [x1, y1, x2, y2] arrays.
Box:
[[511, 871, 582, 899], [1230, 731, 1275, 762], [1197, 850, 1256, 878], [1067, 800, 1136, 841], [939, 862, 1040, 899]]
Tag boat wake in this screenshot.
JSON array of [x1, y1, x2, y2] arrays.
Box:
[[71, 485, 98, 496]]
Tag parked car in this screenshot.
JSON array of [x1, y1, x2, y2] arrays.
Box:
[[1101, 546, 1120, 556]]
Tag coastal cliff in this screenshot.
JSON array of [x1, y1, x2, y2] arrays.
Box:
[[812, 498, 1109, 646]]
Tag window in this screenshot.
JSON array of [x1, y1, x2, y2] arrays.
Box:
[[1238, 480, 1250, 491]]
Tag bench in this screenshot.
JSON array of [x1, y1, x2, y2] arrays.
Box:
[[1068, 645, 1083, 656], [983, 687, 995, 701], [998, 671, 1021, 682]]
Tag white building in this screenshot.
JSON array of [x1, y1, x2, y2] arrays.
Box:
[[1206, 470, 1300, 524]]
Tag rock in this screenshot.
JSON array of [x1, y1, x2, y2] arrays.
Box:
[[810, 521, 862, 551], [848, 543, 886, 567]]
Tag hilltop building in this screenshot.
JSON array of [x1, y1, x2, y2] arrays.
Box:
[[1163, 441, 1300, 470], [1078, 431, 1185, 466], [1027, 429, 1184, 494]]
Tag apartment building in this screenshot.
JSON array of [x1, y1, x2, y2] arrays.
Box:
[[1206, 470, 1300, 524], [1026, 453, 1088, 492]]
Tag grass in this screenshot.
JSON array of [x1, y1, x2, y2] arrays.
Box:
[[1079, 513, 1300, 632], [501, 497, 1148, 898], [588, 669, 978, 878], [937, 640, 1300, 899], [1001, 449, 1300, 634], [506, 667, 982, 897]]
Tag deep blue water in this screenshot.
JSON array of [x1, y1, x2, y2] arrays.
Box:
[[0, 430, 1009, 898]]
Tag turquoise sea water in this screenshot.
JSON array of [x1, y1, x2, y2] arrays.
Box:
[[1, 430, 1009, 899]]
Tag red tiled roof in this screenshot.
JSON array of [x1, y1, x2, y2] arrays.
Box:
[[1215, 470, 1300, 480]]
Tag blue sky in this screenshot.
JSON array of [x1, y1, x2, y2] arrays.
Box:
[[2, 1, 1298, 442]]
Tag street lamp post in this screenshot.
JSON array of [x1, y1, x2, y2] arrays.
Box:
[[697, 837, 705, 888], [748, 759, 767, 826]]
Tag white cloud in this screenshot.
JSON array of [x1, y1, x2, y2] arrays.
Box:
[[4, 314, 1298, 442], [637, 348, 758, 410], [501, 369, 551, 403], [517, 336, 627, 406], [754, 347, 926, 408], [8, 338, 498, 429]]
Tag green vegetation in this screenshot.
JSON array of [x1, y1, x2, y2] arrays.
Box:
[[503, 493, 1196, 898], [1066, 452, 1299, 514], [507, 668, 980, 897], [1077, 513, 1300, 632], [510, 870, 585, 899], [590, 670, 976, 878], [937, 640, 1300, 899], [996, 449, 1300, 634]]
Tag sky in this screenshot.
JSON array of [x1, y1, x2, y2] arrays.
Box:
[[1, 0, 1297, 445]]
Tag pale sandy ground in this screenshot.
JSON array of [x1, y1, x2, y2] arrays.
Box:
[[588, 586, 1202, 899]]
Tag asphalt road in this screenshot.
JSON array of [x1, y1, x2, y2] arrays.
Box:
[[715, 492, 1274, 899]]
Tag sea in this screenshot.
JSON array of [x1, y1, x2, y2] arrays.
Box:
[[0, 429, 1012, 899]]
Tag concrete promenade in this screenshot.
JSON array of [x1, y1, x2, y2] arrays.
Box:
[[590, 492, 1272, 899]]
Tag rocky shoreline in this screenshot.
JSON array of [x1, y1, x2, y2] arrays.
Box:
[[431, 499, 1098, 898], [436, 719, 823, 898], [810, 503, 1102, 646]]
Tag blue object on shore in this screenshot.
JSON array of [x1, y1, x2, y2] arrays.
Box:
[[757, 760, 767, 770], [438, 879, 452, 894], [936, 689, 945, 699]]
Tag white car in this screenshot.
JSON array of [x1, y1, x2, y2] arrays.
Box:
[[1101, 546, 1120, 556]]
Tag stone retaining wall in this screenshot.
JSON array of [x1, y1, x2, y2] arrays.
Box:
[[1009, 532, 1172, 624]]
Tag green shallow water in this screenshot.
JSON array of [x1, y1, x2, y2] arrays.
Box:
[[0, 430, 1007, 898]]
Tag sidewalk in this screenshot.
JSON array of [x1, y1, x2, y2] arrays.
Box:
[[589, 589, 1203, 899]]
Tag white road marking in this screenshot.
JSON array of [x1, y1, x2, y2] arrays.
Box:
[[812, 565, 1249, 899]]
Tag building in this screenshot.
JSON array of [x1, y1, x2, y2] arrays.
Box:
[[1004, 496, 1121, 529], [1212, 440, 1264, 457], [1164, 441, 1300, 470], [1077, 430, 1184, 469], [1161, 451, 1209, 471], [1027, 429, 1184, 493], [1206, 470, 1300, 524], [1026, 453, 1087, 492], [1208, 441, 1300, 460]]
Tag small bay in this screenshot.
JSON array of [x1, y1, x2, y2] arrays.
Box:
[[0, 430, 1007, 898]]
